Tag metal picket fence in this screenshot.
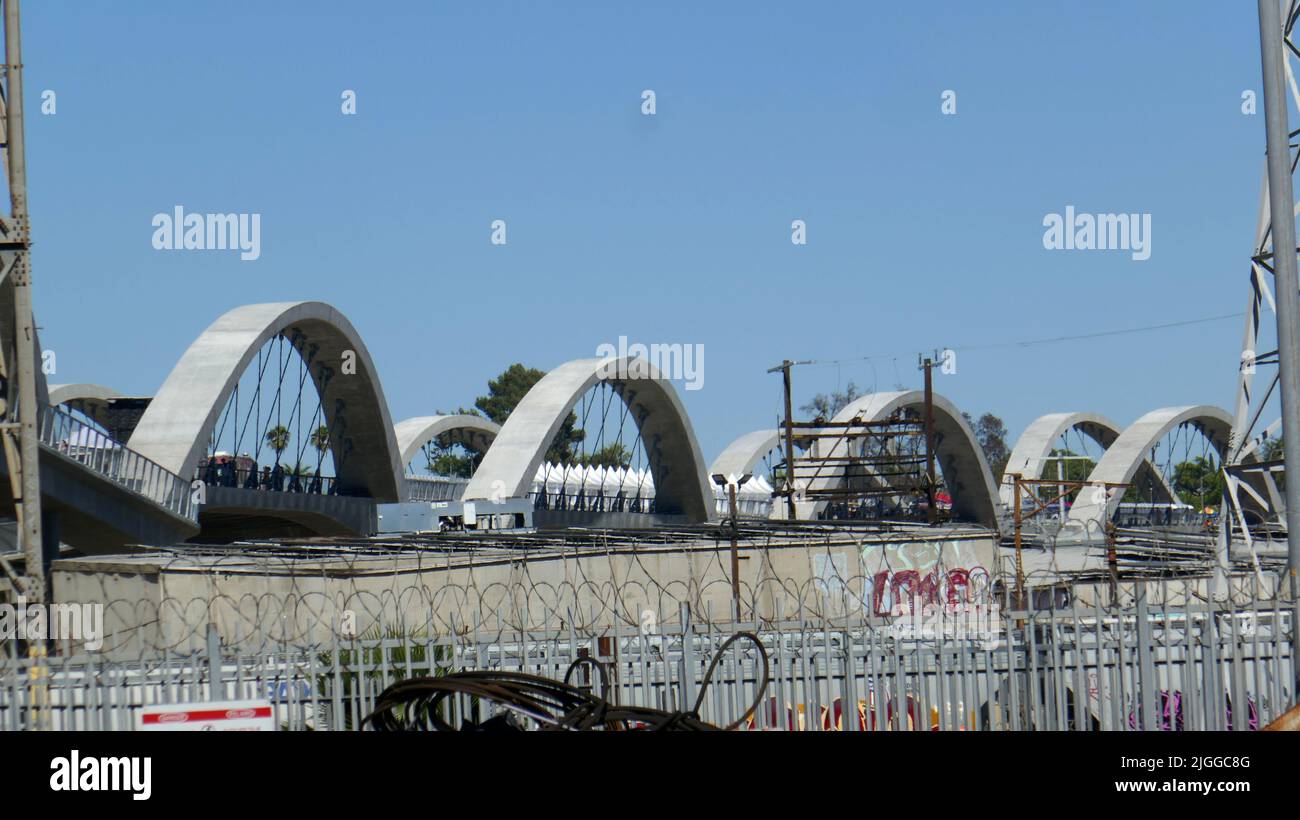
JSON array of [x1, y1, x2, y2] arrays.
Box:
[[1, 576, 1294, 731]]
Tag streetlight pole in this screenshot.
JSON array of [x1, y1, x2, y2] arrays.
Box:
[[728, 481, 740, 615], [713, 472, 751, 620]]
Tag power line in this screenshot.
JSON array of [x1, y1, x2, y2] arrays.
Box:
[[798, 311, 1245, 368]]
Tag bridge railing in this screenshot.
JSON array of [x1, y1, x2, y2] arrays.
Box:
[[530, 488, 656, 513], [404, 474, 468, 502], [196, 464, 339, 496], [38, 403, 196, 521]]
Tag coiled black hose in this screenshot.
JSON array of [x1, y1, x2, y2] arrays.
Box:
[[364, 631, 770, 732]]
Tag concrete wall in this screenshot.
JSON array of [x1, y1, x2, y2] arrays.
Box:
[[51, 528, 997, 654]]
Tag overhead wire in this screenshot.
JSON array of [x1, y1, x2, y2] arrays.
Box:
[[792, 311, 1244, 371]]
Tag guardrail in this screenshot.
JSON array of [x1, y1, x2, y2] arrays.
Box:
[[38, 403, 196, 521]]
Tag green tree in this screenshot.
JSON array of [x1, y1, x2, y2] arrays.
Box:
[[421, 407, 485, 478], [426, 450, 473, 478], [1172, 456, 1223, 508], [1260, 435, 1284, 462], [475, 364, 583, 462], [1041, 448, 1095, 482], [474, 364, 543, 424], [265, 425, 291, 464], [962, 411, 1010, 480], [1034, 448, 1096, 503], [310, 425, 330, 457], [800, 382, 861, 420], [576, 441, 633, 469], [1260, 435, 1285, 493]]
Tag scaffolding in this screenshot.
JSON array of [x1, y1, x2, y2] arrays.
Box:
[[773, 412, 944, 523], [770, 356, 943, 524]]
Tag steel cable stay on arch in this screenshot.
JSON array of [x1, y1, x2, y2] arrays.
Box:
[[202, 332, 335, 495]]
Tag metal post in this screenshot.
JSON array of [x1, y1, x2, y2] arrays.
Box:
[[1012, 473, 1024, 606], [922, 357, 936, 525], [728, 482, 740, 618], [206, 623, 225, 701], [1258, 0, 1300, 683], [1106, 520, 1119, 598], [1056, 457, 1065, 522], [781, 361, 797, 520]]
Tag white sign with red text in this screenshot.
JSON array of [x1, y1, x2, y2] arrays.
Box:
[[139, 699, 275, 731]]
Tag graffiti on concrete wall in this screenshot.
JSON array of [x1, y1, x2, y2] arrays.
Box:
[[812, 538, 1001, 645]]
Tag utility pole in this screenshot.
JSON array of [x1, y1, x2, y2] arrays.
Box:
[[781, 361, 796, 520], [0, 0, 47, 731], [921, 356, 937, 525], [1, 0, 41, 598], [768, 359, 806, 520], [1258, 0, 1300, 667]]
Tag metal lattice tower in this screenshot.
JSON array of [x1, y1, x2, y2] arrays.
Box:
[[1229, 1, 1300, 672]]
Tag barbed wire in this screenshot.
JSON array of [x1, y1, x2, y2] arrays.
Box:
[[20, 537, 1285, 656]]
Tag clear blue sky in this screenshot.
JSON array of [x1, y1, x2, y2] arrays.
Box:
[[23, 1, 1269, 461]]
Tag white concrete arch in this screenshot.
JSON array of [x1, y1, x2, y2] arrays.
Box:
[[808, 390, 1002, 527], [395, 414, 500, 470], [1001, 411, 1176, 507], [710, 429, 780, 480], [49, 383, 125, 407], [128, 302, 404, 501], [1068, 405, 1233, 526], [462, 356, 715, 522], [49, 383, 127, 428]]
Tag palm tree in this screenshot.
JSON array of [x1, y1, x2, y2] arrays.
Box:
[[310, 425, 330, 455], [264, 425, 291, 491], [309, 425, 329, 493], [265, 425, 291, 463], [287, 461, 313, 493]]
